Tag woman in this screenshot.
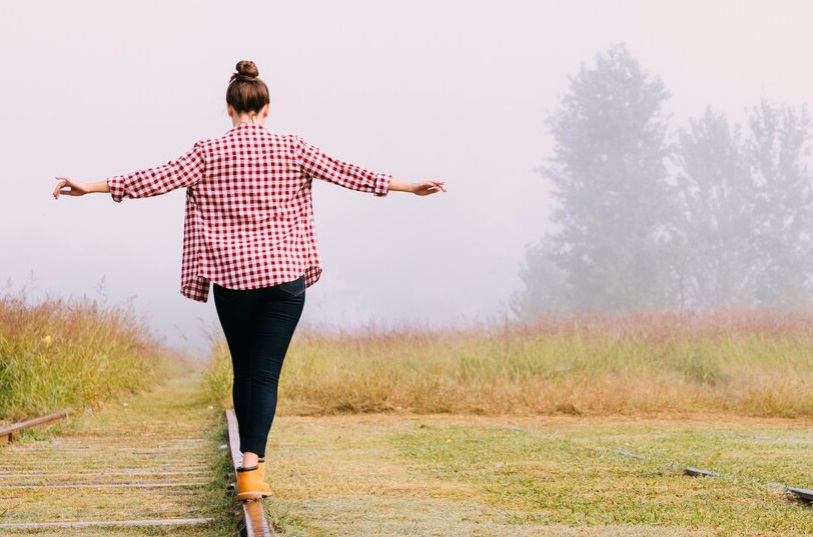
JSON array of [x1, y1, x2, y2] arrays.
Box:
[[53, 60, 445, 500]]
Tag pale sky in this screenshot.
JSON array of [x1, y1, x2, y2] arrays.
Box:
[[3, 1, 813, 354]]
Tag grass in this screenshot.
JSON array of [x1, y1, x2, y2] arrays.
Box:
[[8, 303, 811, 535], [262, 414, 813, 536], [0, 372, 237, 537], [202, 339, 232, 410], [205, 309, 813, 418], [0, 293, 171, 422], [398, 417, 813, 535], [201, 309, 813, 535]]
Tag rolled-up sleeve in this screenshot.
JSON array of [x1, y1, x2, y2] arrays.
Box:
[[298, 138, 390, 197], [109, 144, 205, 203]]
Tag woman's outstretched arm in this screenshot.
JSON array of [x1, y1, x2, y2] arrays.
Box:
[[54, 177, 446, 199], [53, 178, 110, 199], [298, 138, 446, 197], [388, 179, 447, 196], [54, 144, 204, 202]]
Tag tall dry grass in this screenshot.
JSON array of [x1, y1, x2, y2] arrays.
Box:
[[205, 310, 813, 418], [0, 294, 169, 422]]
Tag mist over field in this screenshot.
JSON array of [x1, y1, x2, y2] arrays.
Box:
[[3, 1, 813, 353]]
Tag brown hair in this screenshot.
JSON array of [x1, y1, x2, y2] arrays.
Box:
[[226, 61, 270, 114]]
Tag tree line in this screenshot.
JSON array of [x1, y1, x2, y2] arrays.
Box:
[[513, 44, 813, 319]]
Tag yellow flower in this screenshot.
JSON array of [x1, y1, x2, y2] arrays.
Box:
[[42, 335, 52, 348]]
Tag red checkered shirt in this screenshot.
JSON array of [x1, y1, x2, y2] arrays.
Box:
[[107, 124, 391, 302]]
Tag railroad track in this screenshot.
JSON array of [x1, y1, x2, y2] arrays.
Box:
[[225, 409, 277, 536], [0, 375, 273, 536], [0, 410, 72, 445]]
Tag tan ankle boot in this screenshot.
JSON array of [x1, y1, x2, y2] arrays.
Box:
[[258, 458, 265, 478], [236, 465, 271, 501]]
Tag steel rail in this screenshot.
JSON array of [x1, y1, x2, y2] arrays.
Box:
[[225, 409, 276, 537], [0, 410, 72, 445]]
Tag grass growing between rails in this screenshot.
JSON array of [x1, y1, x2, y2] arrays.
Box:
[[206, 309, 813, 418], [0, 294, 170, 422]]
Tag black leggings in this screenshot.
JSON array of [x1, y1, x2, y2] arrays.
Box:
[[213, 276, 305, 457]]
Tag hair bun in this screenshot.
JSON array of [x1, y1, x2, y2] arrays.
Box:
[[235, 60, 259, 79], [227, 60, 270, 112]]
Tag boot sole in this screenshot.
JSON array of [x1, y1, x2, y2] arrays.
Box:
[[237, 491, 271, 501]]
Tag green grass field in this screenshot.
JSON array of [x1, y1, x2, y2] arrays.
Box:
[[200, 310, 813, 536], [262, 414, 813, 536], [6, 303, 813, 535]]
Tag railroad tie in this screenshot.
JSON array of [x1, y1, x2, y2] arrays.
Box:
[[0, 376, 218, 532]]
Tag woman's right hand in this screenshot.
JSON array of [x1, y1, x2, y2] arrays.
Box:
[[389, 179, 447, 196]]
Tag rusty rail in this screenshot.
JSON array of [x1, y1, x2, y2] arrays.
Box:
[[225, 409, 276, 536], [0, 410, 72, 445]]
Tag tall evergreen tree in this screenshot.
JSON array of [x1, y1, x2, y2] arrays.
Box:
[[515, 44, 673, 318], [672, 108, 758, 308], [512, 237, 568, 318], [747, 99, 813, 306]]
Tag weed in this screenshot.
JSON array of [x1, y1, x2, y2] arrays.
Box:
[[0, 293, 170, 421], [206, 309, 813, 418]]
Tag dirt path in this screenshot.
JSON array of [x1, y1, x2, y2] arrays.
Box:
[[0, 371, 230, 536]]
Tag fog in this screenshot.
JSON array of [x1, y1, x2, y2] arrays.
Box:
[[3, 1, 813, 354]]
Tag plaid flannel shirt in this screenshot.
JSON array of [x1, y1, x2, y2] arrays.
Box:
[[107, 124, 391, 302]]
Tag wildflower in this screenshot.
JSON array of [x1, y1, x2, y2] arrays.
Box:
[[42, 335, 52, 348]]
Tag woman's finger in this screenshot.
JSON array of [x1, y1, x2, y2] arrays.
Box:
[[53, 179, 67, 199], [419, 181, 446, 195]]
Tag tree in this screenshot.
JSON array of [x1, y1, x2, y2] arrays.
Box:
[[515, 44, 673, 319], [746, 99, 813, 306], [672, 108, 758, 309], [512, 237, 569, 318]]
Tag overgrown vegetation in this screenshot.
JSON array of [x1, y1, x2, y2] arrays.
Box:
[[206, 309, 813, 418], [202, 339, 233, 410], [0, 294, 169, 422]]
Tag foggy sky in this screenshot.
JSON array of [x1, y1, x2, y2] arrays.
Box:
[[3, 0, 813, 354]]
